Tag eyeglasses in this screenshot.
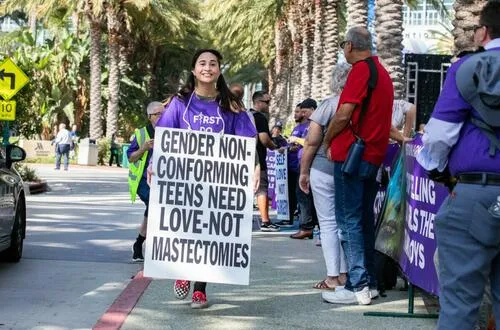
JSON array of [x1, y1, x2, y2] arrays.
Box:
[[259, 99, 271, 104], [473, 25, 486, 33], [149, 112, 162, 117], [339, 40, 351, 49]]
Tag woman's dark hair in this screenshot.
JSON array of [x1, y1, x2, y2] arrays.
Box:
[[177, 49, 244, 113]]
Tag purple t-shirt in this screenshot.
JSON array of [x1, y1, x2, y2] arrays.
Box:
[[156, 93, 257, 137], [288, 122, 309, 172], [431, 47, 500, 175]]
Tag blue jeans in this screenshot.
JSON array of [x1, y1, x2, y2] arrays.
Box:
[[137, 177, 150, 217], [55, 144, 70, 170], [436, 183, 500, 330], [334, 160, 378, 291]]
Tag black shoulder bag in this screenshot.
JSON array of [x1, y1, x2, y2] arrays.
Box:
[[341, 57, 379, 175]]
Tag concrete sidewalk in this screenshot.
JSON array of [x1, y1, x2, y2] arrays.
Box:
[[120, 229, 437, 330]]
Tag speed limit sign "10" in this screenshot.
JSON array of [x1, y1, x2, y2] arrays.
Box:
[[0, 100, 16, 121]]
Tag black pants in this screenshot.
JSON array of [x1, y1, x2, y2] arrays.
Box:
[[288, 170, 299, 222], [109, 150, 120, 166]]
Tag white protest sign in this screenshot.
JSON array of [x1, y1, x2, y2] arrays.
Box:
[[275, 150, 289, 220], [144, 128, 256, 285]]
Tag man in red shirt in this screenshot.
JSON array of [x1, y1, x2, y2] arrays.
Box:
[[322, 26, 393, 305]]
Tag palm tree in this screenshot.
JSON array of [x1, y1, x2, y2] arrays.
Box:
[[375, 0, 405, 99], [321, 0, 341, 97], [311, 0, 324, 101], [346, 0, 368, 29], [452, 0, 485, 54], [299, 0, 314, 99]]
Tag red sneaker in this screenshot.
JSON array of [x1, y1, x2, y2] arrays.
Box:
[[173, 280, 190, 300], [191, 291, 208, 309]]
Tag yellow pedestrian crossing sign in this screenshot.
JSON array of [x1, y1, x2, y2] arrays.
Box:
[[0, 58, 29, 100]]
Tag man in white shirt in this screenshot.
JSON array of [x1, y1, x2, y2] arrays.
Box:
[[54, 123, 72, 170]]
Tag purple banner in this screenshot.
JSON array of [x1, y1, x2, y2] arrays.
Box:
[[399, 134, 448, 296]]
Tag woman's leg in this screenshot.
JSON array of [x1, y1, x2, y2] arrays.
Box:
[[310, 168, 347, 281]]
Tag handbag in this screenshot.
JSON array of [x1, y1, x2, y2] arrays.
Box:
[[341, 57, 378, 175]]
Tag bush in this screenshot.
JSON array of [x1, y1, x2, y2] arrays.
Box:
[[97, 138, 111, 165], [14, 163, 40, 182]]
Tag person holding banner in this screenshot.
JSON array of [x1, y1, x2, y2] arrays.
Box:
[[276, 105, 303, 227], [417, 2, 500, 328], [128, 101, 165, 262], [322, 27, 394, 305], [299, 63, 351, 290], [152, 49, 258, 309]]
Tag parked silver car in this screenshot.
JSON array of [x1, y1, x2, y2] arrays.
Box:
[[0, 145, 27, 262]]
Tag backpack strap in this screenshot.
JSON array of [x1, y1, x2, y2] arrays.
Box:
[[352, 57, 379, 138], [470, 117, 500, 156]]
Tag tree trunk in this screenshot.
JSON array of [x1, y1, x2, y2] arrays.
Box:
[[311, 0, 324, 101], [376, 0, 405, 99], [299, 0, 315, 100], [321, 0, 340, 96], [106, 5, 121, 139], [452, 0, 486, 54], [72, 11, 80, 38], [346, 0, 368, 29], [88, 18, 103, 140], [29, 10, 37, 40], [288, 0, 303, 111], [270, 19, 293, 124]]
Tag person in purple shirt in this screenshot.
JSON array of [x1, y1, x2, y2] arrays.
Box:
[[417, 2, 500, 329], [275, 104, 304, 228], [154, 49, 257, 310], [289, 98, 319, 239]]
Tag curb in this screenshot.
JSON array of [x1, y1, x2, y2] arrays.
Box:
[[93, 270, 152, 330], [25, 181, 48, 195]]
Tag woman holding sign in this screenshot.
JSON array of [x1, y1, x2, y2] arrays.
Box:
[[153, 49, 258, 309]]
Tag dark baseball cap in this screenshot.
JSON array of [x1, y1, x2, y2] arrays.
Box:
[[300, 98, 317, 109]]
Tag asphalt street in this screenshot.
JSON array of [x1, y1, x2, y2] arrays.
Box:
[[0, 164, 142, 330]]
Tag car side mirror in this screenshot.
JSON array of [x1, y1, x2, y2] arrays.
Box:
[[6, 145, 26, 168]]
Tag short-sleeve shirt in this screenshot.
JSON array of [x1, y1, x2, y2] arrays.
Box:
[[251, 109, 271, 170], [156, 94, 257, 138], [392, 99, 413, 130], [310, 96, 340, 174], [329, 56, 394, 166], [288, 122, 309, 172], [430, 47, 500, 175]]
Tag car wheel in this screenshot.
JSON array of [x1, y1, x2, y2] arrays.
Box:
[[4, 202, 24, 262]]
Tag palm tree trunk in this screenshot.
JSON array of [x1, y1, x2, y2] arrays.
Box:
[[106, 5, 121, 139], [346, 0, 368, 29], [376, 0, 405, 99], [89, 18, 103, 140], [452, 0, 485, 54], [270, 19, 293, 123], [321, 0, 340, 96], [311, 0, 324, 101], [288, 0, 303, 110], [300, 0, 315, 100]]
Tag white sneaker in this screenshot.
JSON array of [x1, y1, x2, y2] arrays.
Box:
[[322, 286, 371, 305], [370, 289, 379, 299]]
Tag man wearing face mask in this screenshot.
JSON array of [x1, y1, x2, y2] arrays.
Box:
[[128, 101, 165, 262]]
